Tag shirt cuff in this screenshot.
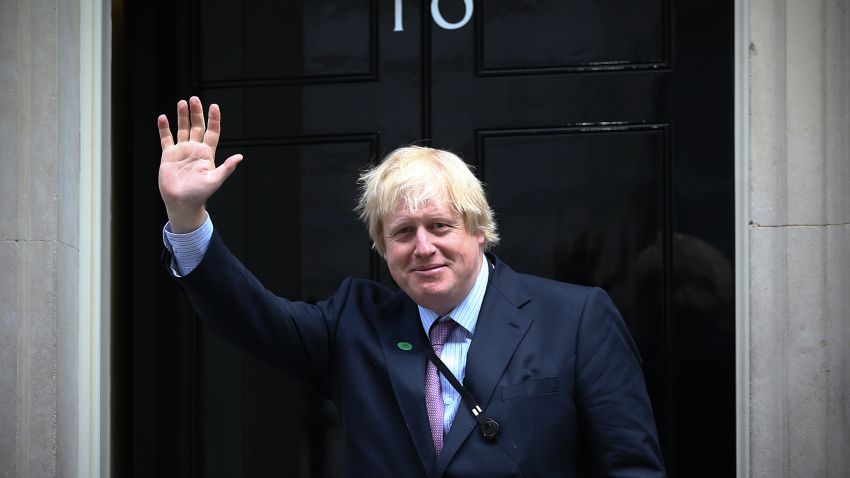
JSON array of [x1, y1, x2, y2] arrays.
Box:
[[162, 213, 214, 277]]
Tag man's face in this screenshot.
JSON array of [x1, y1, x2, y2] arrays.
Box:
[[382, 200, 485, 314]]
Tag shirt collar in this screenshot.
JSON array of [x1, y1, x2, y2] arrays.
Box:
[[418, 253, 489, 336]]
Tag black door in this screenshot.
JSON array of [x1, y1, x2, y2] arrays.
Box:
[[114, 0, 734, 476]]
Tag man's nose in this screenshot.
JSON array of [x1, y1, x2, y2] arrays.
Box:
[[413, 228, 436, 257]]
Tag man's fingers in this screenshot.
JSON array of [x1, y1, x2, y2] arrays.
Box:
[[158, 115, 174, 150], [211, 154, 243, 185], [204, 104, 222, 150], [176, 100, 190, 142], [189, 96, 206, 142]]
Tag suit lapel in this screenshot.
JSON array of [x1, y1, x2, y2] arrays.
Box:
[[434, 257, 533, 477], [376, 292, 436, 474]]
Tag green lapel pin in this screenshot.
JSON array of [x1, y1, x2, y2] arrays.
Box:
[[397, 341, 413, 351]]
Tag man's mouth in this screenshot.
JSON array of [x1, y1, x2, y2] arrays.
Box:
[[413, 264, 445, 272]]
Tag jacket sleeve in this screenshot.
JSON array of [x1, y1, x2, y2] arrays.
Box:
[[162, 230, 349, 398], [574, 287, 667, 477]]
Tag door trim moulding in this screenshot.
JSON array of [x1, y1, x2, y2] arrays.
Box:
[[79, 0, 111, 476], [733, 0, 750, 477]]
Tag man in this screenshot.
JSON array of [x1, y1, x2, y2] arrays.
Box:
[[158, 97, 666, 477]]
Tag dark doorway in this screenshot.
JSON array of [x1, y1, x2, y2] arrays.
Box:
[[112, 0, 734, 476]]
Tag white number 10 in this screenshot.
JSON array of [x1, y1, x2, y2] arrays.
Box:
[[394, 0, 474, 32]]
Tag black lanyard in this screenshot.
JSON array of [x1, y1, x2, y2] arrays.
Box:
[[422, 338, 501, 441]]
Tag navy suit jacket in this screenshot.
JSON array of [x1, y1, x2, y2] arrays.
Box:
[[168, 231, 666, 477]]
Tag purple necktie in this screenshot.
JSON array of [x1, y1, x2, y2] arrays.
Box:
[[426, 318, 457, 456]]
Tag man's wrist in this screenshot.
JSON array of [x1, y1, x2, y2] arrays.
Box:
[[167, 207, 208, 234]]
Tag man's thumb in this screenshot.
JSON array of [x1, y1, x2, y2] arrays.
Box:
[[213, 154, 243, 185]]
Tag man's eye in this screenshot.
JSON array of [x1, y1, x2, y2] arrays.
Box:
[[431, 222, 455, 231], [394, 227, 412, 236]]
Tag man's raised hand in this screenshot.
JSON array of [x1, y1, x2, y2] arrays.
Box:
[[158, 96, 243, 233]]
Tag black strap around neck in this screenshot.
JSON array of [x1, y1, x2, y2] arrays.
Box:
[[421, 332, 501, 441]]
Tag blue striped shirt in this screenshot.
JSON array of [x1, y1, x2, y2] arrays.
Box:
[[163, 214, 489, 432], [162, 214, 214, 277], [418, 257, 488, 433]]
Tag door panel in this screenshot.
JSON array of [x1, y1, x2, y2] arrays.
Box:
[[481, 126, 666, 296], [479, 0, 668, 72], [211, 140, 377, 300], [199, 0, 376, 84]]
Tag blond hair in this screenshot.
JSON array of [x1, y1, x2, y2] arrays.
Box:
[[355, 146, 499, 255]]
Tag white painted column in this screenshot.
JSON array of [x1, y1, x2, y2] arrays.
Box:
[[741, 0, 850, 476], [79, 0, 111, 476]]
